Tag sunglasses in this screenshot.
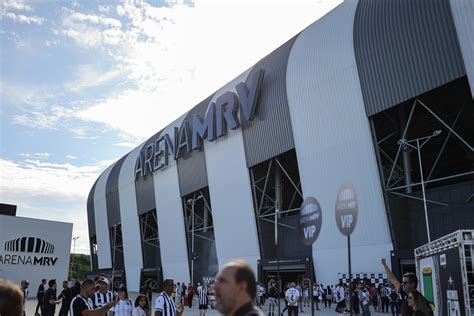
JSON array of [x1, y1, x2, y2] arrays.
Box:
[[408, 295, 414, 300]]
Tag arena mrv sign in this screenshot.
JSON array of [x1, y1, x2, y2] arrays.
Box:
[[1, 236, 58, 266], [0, 215, 72, 295], [135, 69, 265, 180]]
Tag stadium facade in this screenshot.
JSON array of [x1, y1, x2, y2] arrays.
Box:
[[87, 0, 474, 292]]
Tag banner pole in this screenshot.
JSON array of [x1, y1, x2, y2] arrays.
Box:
[[348, 235, 352, 316]]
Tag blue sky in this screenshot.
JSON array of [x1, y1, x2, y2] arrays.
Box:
[[0, 0, 340, 254]]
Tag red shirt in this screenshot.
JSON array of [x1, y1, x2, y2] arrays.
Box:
[[369, 287, 377, 297]]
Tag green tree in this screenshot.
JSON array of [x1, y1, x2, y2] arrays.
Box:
[[69, 254, 91, 281]]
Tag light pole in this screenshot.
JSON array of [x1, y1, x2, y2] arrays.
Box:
[[398, 130, 442, 243], [72, 236, 80, 279]]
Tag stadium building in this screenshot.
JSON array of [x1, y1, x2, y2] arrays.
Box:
[[87, 0, 474, 293]]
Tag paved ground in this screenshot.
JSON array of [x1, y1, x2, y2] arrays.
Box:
[[25, 294, 390, 316]]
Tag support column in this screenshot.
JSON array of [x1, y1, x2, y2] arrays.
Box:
[[399, 108, 413, 193]]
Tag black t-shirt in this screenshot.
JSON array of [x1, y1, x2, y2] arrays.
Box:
[[399, 286, 411, 316], [268, 287, 278, 298], [60, 288, 72, 309], [71, 286, 81, 298], [37, 284, 45, 298], [71, 294, 94, 316], [235, 303, 265, 316], [43, 288, 57, 315]]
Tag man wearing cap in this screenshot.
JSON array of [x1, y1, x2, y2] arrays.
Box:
[[43, 279, 61, 316], [93, 277, 114, 315], [21, 280, 30, 316]]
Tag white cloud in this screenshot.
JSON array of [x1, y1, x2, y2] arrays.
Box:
[[1, 0, 33, 12], [0, 158, 114, 199], [98, 5, 111, 14], [19, 152, 51, 159], [12, 105, 76, 129], [66, 155, 79, 159], [0, 11, 46, 25], [7, 0, 342, 144], [1, 81, 63, 110], [66, 64, 124, 92], [113, 142, 139, 148], [45, 40, 58, 47], [62, 8, 122, 28], [76, 88, 190, 138], [0, 155, 111, 254], [58, 0, 341, 140]]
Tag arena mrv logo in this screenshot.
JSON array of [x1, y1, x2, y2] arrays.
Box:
[[0, 236, 59, 266], [135, 69, 265, 180]]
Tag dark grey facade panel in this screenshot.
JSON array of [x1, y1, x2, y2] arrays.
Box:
[[354, 0, 466, 116], [177, 95, 214, 197], [135, 131, 161, 216], [87, 179, 98, 237], [242, 36, 298, 167], [106, 155, 129, 228]]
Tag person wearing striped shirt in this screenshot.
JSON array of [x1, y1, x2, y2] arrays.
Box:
[[198, 285, 208, 316], [155, 279, 183, 316], [70, 279, 116, 316], [94, 277, 114, 314]]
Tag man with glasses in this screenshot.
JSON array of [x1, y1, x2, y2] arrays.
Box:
[[381, 258, 432, 316]]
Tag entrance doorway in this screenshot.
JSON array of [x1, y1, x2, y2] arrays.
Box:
[[263, 269, 307, 296], [258, 258, 313, 296]]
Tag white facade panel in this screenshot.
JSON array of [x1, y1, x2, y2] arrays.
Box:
[[449, 0, 474, 96], [0, 215, 72, 299], [286, 1, 393, 285], [204, 70, 261, 273], [94, 164, 114, 269], [153, 114, 191, 283], [118, 144, 146, 292]]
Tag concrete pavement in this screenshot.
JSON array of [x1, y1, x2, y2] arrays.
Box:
[[25, 294, 390, 316]]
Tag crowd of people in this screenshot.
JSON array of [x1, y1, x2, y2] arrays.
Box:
[[0, 257, 433, 316], [244, 258, 433, 316]]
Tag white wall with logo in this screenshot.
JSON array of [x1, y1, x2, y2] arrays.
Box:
[[0, 215, 73, 298]]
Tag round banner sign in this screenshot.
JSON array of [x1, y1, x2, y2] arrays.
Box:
[[335, 182, 358, 236], [299, 197, 322, 246]]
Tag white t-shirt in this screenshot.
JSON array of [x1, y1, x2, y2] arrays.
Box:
[[285, 288, 300, 306], [335, 286, 345, 302], [132, 306, 146, 316], [111, 298, 133, 316]]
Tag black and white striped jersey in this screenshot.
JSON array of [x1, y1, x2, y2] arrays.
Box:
[[198, 287, 208, 305], [93, 290, 114, 308], [70, 294, 94, 316], [155, 292, 177, 316]]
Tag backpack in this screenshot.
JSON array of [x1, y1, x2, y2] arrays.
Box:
[[389, 290, 398, 301]]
